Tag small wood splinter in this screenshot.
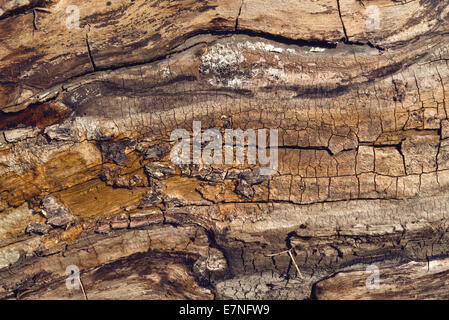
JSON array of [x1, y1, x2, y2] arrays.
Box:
[[266, 248, 305, 280], [33, 7, 52, 30], [78, 275, 88, 300]]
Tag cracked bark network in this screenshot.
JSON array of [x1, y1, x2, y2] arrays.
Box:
[[0, 0, 449, 300]]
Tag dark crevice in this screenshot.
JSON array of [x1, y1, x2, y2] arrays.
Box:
[[335, 0, 385, 51], [86, 32, 97, 72], [396, 142, 408, 176], [235, 0, 243, 32], [278, 145, 335, 156], [345, 39, 385, 51], [336, 0, 349, 42], [226, 28, 338, 49]]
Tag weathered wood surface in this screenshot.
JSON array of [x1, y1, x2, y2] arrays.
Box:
[[1, 0, 449, 299], [313, 258, 449, 300]]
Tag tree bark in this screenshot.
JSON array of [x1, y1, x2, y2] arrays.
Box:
[[0, 0, 449, 299]]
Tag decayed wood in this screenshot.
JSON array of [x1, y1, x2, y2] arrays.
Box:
[[0, 0, 449, 299], [313, 258, 449, 300]]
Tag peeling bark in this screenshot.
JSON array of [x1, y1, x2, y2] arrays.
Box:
[[1, 0, 449, 300]]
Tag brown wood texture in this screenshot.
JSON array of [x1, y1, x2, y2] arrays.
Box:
[[1, 0, 449, 299]]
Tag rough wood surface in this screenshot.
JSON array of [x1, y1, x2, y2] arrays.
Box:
[[1, 0, 449, 300]]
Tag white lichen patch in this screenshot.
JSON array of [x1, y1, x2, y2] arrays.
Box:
[[161, 66, 173, 78], [200, 43, 245, 75], [237, 41, 284, 53], [309, 47, 326, 52], [200, 42, 249, 88], [266, 67, 288, 81], [200, 39, 293, 88]]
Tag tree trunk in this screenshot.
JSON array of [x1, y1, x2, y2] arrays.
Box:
[[0, 0, 449, 300]]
